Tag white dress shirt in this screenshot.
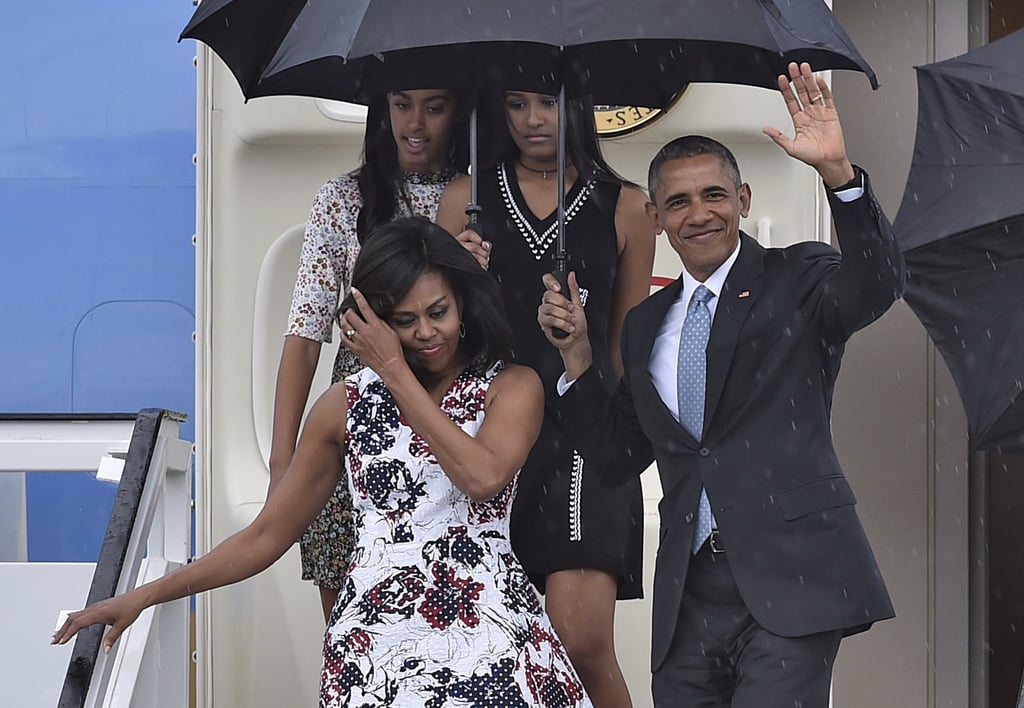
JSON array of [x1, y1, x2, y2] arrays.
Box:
[[648, 241, 740, 421]]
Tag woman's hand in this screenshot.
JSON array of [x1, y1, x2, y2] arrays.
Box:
[[340, 288, 407, 379], [51, 592, 146, 654], [455, 228, 492, 270]]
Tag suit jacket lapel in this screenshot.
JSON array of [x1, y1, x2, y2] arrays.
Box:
[[704, 234, 765, 429], [630, 278, 700, 447]]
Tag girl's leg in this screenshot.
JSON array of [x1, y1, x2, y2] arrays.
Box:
[[545, 568, 633, 708]]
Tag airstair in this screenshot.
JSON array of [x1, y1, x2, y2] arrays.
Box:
[[0, 410, 192, 708]]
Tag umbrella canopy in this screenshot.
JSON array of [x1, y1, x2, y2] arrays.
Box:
[[894, 28, 1024, 454], [182, 0, 878, 280], [565, 0, 877, 106], [180, 0, 876, 107], [180, 0, 563, 102]]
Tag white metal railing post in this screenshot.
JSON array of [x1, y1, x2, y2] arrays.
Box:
[[0, 414, 137, 708], [84, 414, 193, 708]]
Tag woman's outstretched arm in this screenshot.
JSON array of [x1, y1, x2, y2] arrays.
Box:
[[52, 384, 348, 653]]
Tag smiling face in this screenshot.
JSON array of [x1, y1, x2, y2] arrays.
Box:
[[388, 89, 457, 173], [647, 154, 751, 281], [387, 271, 463, 378], [503, 91, 559, 164]]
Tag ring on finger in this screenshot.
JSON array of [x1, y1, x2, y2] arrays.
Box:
[[345, 328, 356, 339], [811, 94, 826, 104]]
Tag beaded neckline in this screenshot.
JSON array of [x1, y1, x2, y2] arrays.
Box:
[[498, 162, 594, 261]]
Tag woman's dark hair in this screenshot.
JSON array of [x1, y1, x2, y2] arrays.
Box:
[[340, 217, 512, 374], [478, 91, 630, 189], [354, 92, 471, 244]]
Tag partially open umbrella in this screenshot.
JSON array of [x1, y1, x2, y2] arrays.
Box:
[[893, 28, 1024, 454]]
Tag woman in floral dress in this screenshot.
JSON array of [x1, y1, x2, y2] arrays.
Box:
[[54, 217, 592, 708], [271, 88, 470, 620]]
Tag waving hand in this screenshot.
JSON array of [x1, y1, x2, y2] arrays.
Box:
[[763, 62, 856, 189]]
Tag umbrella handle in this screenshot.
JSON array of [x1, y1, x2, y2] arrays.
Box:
[[550, 269, 571, 340], [463, 202, 483, 237]]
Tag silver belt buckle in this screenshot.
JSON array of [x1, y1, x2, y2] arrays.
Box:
[[708, 529, 725, 554]]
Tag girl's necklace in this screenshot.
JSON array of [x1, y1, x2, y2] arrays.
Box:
[[517, 158, 556, 180]]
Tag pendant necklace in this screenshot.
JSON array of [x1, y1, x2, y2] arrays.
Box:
[[517, 158, 555, 180]]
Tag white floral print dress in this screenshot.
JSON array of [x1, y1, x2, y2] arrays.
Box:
[[319, 364, 592, 708]]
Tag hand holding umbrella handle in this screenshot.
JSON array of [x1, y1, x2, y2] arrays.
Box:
[[456, 205, 491, 271], [463, 202, 484, 238], [550, 270, 572, 340], [539, 271, 591, 381]]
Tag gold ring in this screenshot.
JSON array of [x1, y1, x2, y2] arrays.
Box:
[[345, 329, 356, 339], [812, 94, 826, 104]]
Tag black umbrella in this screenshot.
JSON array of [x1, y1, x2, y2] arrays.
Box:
[[893, 28, 1024, 454], [179, 0, 563, 102], [181, 0, 877, 318], [180, 0, 876, 104]]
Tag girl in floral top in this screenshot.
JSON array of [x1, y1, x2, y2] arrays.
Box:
[[271, 88, 470, 621]]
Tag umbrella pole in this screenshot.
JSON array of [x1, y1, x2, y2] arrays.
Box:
[[464, 101, 482, 233], [550, 83, 571, 339], [555, 83, 567, 273]]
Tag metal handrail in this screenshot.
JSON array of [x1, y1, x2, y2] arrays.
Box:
[[55, 409, 190, 708]]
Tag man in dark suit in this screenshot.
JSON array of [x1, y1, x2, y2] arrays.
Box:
[[537, 62, 905, 707]]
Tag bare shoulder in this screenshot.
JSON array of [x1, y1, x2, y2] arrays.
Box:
[[616, 184, 652, 216], [442, 174, 472, 199], [488, 364, 543, 402], [437, 176, 474, 234], [303, 380, 351, 442], [614, 184, 658, 252]]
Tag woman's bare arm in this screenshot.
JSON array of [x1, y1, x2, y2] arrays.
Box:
[[268, 334, 322, 495], [608, 185, 657, 377], [53, 384, 348, 652]]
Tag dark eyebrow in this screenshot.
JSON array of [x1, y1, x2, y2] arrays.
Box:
[[702, 184, 730, 193], [661, 183, 729, 205], [391, 295, 448, 317], [661, 190, 689, 204], [390, 91, 450, 103]]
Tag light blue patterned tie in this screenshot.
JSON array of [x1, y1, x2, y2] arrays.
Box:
[[677, 285, 715, 554]]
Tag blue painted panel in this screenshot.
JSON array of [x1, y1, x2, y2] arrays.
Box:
[[25, 473, 119, 563], [71, 301, 196, 439], [25, 301, 195, 562], [0, 181, 195, 413], [0, 4, 196, 148], [2, 2, 198, 562]]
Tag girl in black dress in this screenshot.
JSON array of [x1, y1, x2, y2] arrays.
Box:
[[438, 90, 656, 707]]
